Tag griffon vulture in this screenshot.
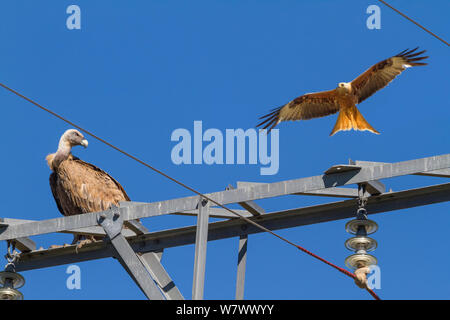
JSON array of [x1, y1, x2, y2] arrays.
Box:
[[46, 129, 130, 248], [257, 48, 428, 135]]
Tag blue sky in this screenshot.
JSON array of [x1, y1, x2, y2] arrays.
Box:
[[0, 0, 449, 300]]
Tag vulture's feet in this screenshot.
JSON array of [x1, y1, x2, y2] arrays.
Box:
[[49, 243, 71, 249], [75, 239, 92, 253], [75, 236, 98, 253]]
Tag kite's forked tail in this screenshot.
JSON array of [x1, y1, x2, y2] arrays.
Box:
[[330, 105, 380, 136]]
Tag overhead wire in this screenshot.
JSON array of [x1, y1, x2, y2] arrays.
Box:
[[378, 0, 449, 47], [0, 82, 380, 300]]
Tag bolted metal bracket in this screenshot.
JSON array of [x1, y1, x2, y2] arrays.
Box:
[[97, 206, 124, 241], [357, 184, 369, 208]]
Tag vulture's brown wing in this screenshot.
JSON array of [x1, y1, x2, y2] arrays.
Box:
[[74, 158, 131, 202], [55, 158, 130, 214], [257, 89, 340, 131], [351, 47, 428, 104], [49, 172, 66, 215]]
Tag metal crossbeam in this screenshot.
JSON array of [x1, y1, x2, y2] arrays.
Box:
[[360, 180, 386, 195], [227, 185, 264, 216], [2, 154, 449, 242], [123, 220, 149, 235], [13, 182, 450, 272], [353, 160, 450, 178], [120, 203, 252, 219], [0, 217, 137, 238], [237, 181, 359, 198], [12, 237, 36, 253]]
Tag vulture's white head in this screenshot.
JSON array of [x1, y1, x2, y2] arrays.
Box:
[[60, 129, 89, 149], [47, 129, 88, 171]]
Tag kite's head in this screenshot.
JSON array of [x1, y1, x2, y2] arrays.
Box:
[[337, 82, 351, 93]]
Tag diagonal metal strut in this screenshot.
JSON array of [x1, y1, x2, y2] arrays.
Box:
[[98, 209, 164, 300]]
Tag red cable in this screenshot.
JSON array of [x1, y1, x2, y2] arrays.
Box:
[[295, 245, 381, 300]]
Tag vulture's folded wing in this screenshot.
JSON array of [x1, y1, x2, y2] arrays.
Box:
[[257, 89, 340, 131], [351, 47, 428, 104], [49, 172, 66, 215], [55, 159, 130, 214]]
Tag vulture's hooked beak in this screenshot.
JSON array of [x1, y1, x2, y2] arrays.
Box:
[[80, 139, 89, 148]]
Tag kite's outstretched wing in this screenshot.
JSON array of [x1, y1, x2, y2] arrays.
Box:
[[257, 89, 340, 131], [351, 47, 428, 104]]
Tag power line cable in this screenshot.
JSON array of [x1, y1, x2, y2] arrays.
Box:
[[378, 0, 449, 47]]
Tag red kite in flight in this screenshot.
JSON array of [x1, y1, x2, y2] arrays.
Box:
[[257, 48, 428, 135]]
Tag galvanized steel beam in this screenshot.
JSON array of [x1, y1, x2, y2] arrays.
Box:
[[138, 252, 184, 300], [361, 180, 386, 196], [353, 160, 450, 178], [13, 182, 450, 272], [120, 203, 252, 219], [123, 220, 149, 235], [235, 235, 248, 300], [12, 237, 36, 253], [227, 185, 264, 216], [98, 209, 164, 300], [0, 217, 137, 238], [237, 181, 359, 198], [192, 198, 210, 300], [1, 154, 449, 241]]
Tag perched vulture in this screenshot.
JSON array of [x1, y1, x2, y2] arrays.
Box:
[[46, 129, 130, 248], [257, 48, 428, 135]]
